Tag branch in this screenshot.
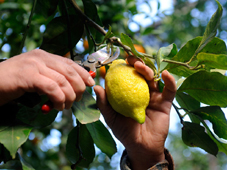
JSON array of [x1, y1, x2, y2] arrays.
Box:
[[18, 0, 37, 55], [68, 0, 107, 36], [162, 59, 194, 69], [63, 0, 74, 60], [68, 0, 155, 61], [172, 103, 184, 124]]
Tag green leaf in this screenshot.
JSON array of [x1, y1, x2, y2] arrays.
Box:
[[197, 53, 227, 70], [199, 117, 227, 155], [191, 106, 227, 139], [66, 124, 95, 168], [0, 126, 32, 159], [40, 15, 84, 56], [83, 0, 103, 52], [176, 92, 201, 123], [195, 0, 223, 55], [182, 122, 218, 156], [72, 90, 100, 124], [120, 33, 144, 58], [103, 26, 114, 41], [178, 71, 227, 107], [35, 0, 59, 18], [17, 96, 58, 128], [157, 43, 177, 72], [164, 37, 226, 77], [86, 120, 117, 158], [120, 33, 157, 73]]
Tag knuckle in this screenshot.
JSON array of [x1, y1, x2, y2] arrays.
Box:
[[65, 66, 75, 77], [55, 74, 67, 87], [46, 81, 59, 92]]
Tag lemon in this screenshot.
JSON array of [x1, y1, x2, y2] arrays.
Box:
[[105, 59, 150, 124]]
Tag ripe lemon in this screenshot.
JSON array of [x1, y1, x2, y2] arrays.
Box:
[[105, 59, 150, 124]]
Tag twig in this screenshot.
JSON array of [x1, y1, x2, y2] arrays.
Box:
[[68, 0, 144, 56], [162, 59, 194, 69], [63, 0, 74, 60], [172, 103, 184, 124], [18, 0, 37, 55], [68, 0, 107, 36], [84, 23, 97, 51]]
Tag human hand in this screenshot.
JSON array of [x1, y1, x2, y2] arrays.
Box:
[[0, 49, 95, 110], [94, 56, 177, 170]]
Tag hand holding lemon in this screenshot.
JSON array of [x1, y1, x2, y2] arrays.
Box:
[[94, 55, 177, 170]]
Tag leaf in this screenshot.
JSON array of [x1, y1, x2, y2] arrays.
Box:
[[40, 15, 84, 56], [199, 117, 227, 155], [17, 96, 58, 128], [176, 92, 201, 123], [178, 71, 227, 107], [120, 33, 143, 58], [120, 33, 157, 73], [191, 106, 227, 139], [182, 122, 218, 156], [103, 26, 114, 41], [66, 125, 95, 168], [35, 0, 59, 18], [164, 37, 226, 77], [72, 90, 100, 124], [86, 120, 117, 158], [197, 53, 227, 70], [0, 126, 32, 159], [195, 0, 223, 55], [82, 0, 103, 52], [157, 43, 177, 72]]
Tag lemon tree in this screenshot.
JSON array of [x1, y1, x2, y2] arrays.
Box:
[[0, 0, 227, 169]]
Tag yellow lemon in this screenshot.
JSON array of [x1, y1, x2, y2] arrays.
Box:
[[105, 59, 150, 124]]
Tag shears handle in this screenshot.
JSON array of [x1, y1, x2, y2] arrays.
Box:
[[41, 71, 96, 114]]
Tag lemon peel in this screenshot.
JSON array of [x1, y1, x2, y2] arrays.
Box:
[[105, 59, 150, 124]]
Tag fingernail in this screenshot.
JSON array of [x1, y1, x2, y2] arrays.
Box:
[[88, 76, 95, 86]]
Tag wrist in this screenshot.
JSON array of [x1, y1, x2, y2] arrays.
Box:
[[120, 148, 174, 170], [126, 148, 165, 170]]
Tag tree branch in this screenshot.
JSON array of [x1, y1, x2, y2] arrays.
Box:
[[18, 0, 37, 55], [63, 0, 74, 60], [172, 103, 184, 124]]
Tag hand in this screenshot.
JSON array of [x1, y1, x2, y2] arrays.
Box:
[[0, 49, 95, 110], [94, 56, 177, 170]]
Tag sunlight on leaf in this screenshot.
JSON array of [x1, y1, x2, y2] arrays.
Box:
[[182, 122, 218, 156], [178, 71, 227, 107]]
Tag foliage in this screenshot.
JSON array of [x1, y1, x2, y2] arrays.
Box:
[[0, 0, 227, 169]]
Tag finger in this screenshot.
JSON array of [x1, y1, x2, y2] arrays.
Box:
[[127, 55, 142, 66], [31, 75, 66, 110], [161, 70, 177, 102], [93, 85, 117, 128], [38, 50, 95, 87], [38, 67, 76, 109], [133, 61, 154, 81]]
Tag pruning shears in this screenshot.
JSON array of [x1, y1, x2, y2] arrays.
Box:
[[41, 46, 120, 114]]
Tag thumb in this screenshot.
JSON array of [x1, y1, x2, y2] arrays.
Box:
[[161, 70, 177, 102], [93, 85, 108, 108], [94, 85, 117, 127]]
